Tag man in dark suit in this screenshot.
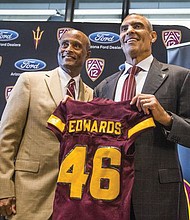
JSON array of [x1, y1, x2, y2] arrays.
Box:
[[94, 13, 190, 220]]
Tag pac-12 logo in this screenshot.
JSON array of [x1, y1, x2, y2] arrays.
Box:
[[162, 30, 181, 47], [5, 86, 14, 101], [89, 32, 120, 44], [86, 58, 105, 81], [57, 27, 73, 42]]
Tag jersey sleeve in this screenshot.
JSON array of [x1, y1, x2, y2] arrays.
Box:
[[47, 101, 67, 142], [128, 116, 155, 138], [122, 103, 156, 140]]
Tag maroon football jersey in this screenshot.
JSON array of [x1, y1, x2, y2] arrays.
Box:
[[47, 98, 155, 220]]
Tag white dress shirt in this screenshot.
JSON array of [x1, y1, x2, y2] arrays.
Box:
[[58, 67, 80, 100], [114, 55, 154, 101]]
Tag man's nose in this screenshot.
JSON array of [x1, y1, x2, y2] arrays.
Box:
[[66, 44, 73, 50], [126, 26, 135, 34]]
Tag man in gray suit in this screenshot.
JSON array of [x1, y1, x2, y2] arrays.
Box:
[[94, 13, 190, 219], [0, 29, 93, 219]]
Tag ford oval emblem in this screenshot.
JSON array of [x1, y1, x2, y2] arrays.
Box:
[[89, 31, 120, 44], [0, 29, 19, 42], [14, 59, 46, 71], [119, 63, 125, 71]]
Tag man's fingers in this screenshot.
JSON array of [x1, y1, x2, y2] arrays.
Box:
[[5, 205, 13, 216], [130, 96, 142, 112], [62, 95, 73, 103], [11, 198, 16, 214], [131, 94, 156, 115], [0, 198, 16, 217]]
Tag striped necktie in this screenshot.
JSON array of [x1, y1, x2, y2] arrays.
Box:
[[121, 66, 141, 101], [66, 78, 75, 99]]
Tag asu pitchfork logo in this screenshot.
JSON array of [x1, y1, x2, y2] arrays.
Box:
[[32, 26, 44, 50]]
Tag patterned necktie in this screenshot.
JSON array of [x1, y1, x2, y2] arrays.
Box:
[[121, 66, 141, 101], [66, 78, 75, 99]]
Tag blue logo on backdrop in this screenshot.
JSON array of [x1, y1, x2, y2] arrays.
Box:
[[15, 59, 46, 71], [119, 63, 125, 71], [89, 32, 120, 44], [0, 29, 19, 41]]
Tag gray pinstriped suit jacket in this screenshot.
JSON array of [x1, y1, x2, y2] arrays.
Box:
[[94, 58, 190, 220]]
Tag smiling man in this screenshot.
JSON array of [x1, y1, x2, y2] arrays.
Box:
[[94, 13, 190, 219], [0, 28, 93, 219], [58, 29, 91, 78]]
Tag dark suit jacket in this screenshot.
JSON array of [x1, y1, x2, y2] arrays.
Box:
[[94, 58, 190, 220]]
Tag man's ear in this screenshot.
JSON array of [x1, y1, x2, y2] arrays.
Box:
[[151, 31, 157, 43], [86, 50, 91, 60]]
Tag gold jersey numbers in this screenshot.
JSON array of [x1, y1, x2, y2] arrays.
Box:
[[58, 145, 121, 201]]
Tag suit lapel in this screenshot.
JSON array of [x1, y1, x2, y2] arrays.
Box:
[[44, 68, 63, 106], [105, 70, 124, 99], [142, 58, 169, 94], [78, 79, 91, 101]]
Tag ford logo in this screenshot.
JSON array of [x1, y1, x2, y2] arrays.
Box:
[[0, 29, 19, 42], [15, 59, 46, 71], [89, 32, 120, 44], [119, 63, 125, 71]]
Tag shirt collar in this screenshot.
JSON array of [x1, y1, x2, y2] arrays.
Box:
[[58, 66, 80, 87], [123, 54, 154, 75]]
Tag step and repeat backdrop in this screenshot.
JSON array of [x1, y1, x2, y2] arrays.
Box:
[[1, 21, 190, 116], [0, 21, 190, 209]]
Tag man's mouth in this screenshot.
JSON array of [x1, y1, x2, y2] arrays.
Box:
[[63, 55, 76, 60], [125, 38, 138, 43]]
